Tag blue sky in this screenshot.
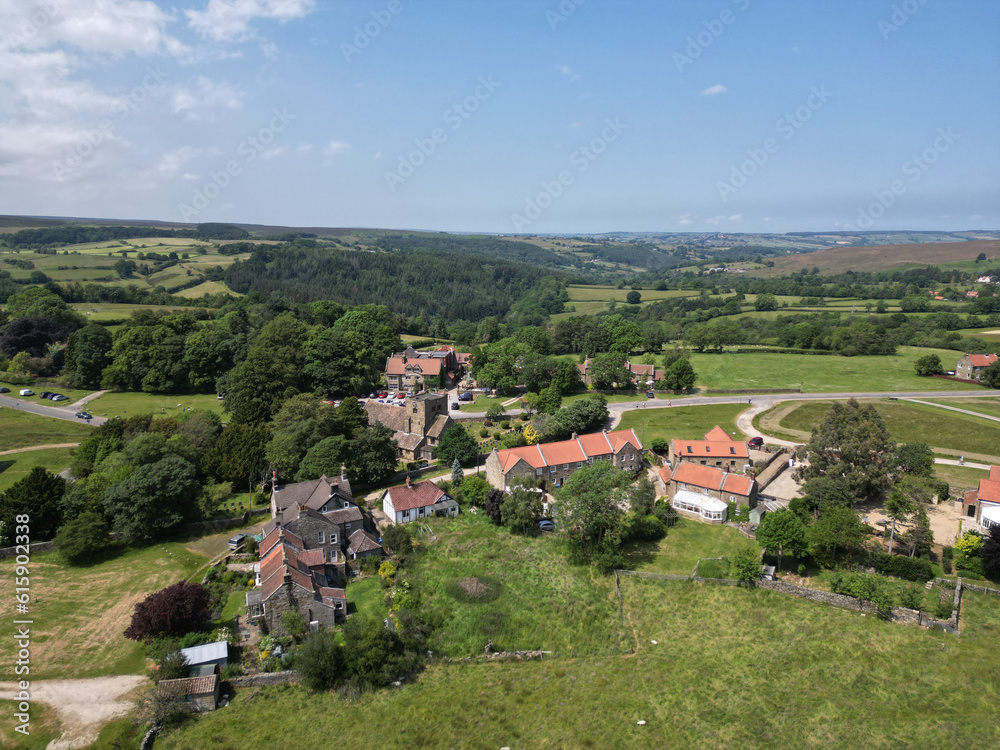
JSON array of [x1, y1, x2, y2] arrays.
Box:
[[1, 0, 997, 234]]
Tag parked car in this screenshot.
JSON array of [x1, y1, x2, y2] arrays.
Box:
[[0, 386, 9, 393], [19, 389, 35, 396], [537, 519, 556, 532], [50, 394, 68, 401], [379, 391, 389, 399], [451, 402, 460, 410], [748, 436, 764, 447], [405, 391, 415, 398], [217, 393, 225, 400], [228, 534, 248, 550], [75, 411, 93, 420], [39, 391, 53, 398], [369, 392, 378, 399], [458, 392, 474, 402], [646, 391, 655, 398]]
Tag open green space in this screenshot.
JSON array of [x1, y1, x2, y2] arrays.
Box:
[[0, 700, 61, 750], [174, 280, 236, 298], [0, 407, 93, 451], [691, 346, 980, 393], [68, 302, 199, 320], [400, 513, 627, 657], [155, 576, 1000, 749], [616, 402, 745, 445], [622, 518, 749, 574], [0, 543, 208, 680], [457, 394, 509, 413], [930, 462, 989, 492], [923, 396, 1000, 419], [0, 447, 75, 492], [87, 391, 226, 419], [775, 399, 1000, 459], [7, 385, 94, 405]]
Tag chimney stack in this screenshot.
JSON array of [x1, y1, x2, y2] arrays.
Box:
[[406, 475, 412, 488], [571, 432, 578, 440], [272, 469, 278, 490], [341, 462, 348, 481]]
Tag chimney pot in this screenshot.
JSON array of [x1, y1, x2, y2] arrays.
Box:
[[406, 476, 412, 487], [341, 462, 348, 481]]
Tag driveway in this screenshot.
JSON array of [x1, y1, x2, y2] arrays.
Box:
[[0, 675, 146, 749]]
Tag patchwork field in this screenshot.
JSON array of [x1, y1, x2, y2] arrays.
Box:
[[754, 239, 1000, 276]]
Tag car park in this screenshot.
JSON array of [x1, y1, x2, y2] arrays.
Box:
[[405, 391, 415, 398], [379, 391, 389, 399], [39, 391, 53, 399], [75, 411, 92, 420], [387, 392, 396, 399], [748, 436, 764, 447]]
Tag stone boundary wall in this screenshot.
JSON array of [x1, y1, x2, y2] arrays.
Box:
[[140, 726, 158, 750], [959, 581, 1000, 596], [229, 670, 300, 687], [616, 570, 962, 634], [0, 541, 56, 559]]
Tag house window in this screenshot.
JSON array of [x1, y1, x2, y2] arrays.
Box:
[[331, 534, 337, 544], [562, 464, 568, 471], [629, 454, 634, 462], [550, 466, 556, 473], [577, 462, 583, 469], [318, 531, 325, 544], [346, 522, 352, 530], [536, 468, 543, 475]]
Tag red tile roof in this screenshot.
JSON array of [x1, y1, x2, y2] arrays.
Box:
[[671, 462, 755, 496], [658, 465, 672, 484], [385, 356, 443, 376], [495, 429, 642, 474], [386, 480, 447, 512], [977, 476, 1000, 504], [672, 439, 749, 459], [967, 353, 998, 368], [704, 425, 733, 442]]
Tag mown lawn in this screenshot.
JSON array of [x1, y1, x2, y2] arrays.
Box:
[[0, 543, 209, 680], [0, 408, 94, 451], [402, 513, 628, 657], [87, 391, 226, 419], [690, 346, 980, 393], [0, 447, 75, 492], [622, 518, 749, 575], [617, 402, 746, 444], [155, 581, 1000, 749], [777, 399, 1000, 459], [924, 396, 1000, 419]]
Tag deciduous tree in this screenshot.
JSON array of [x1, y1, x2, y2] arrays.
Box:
[[124, 582, 210, 641], [755, 509, 807, 572]]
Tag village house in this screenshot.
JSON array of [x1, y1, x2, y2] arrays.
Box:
[[246, 528, 347, 635], [668, 425, 749, 472], [961, 465, 1000, 531], [384, 345, 466, 391], [956, 353, 998, 381], [157, 674, 220, 713], [364, 391, 454, 462], [381, 477, 459, 524], [270, 466, 354, 518], [485, 428, 643, 490], [658, 462, 758, 509]]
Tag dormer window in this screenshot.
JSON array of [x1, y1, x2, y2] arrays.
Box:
[[687, 446, 693, 453]]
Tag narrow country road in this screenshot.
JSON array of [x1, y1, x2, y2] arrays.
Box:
[[0, 395, 107, 425], [0, 442, 81, 456]]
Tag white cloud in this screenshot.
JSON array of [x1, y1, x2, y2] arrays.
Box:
[[699, 84, 728, 97], [156, 146, 201, 177], [171, 76, 244, 120], [763, 216, 772, 223], [556, 64, 581, 81], [678, 218, 692, 225], [728, 213, 743, 222], [322, 140, 350, 157], [259, 145, 286, 160], [186, 0, 316, 43]]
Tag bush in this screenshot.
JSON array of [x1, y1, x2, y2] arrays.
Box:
[[154, 651, 190, 683], [296, 629, 345, 691], [955, 551, 985, 577], [54, 512, 114, 565], [382, 524, 412, 554], [933, 598, 954, 619], [898, 584, 923, 609], [500, 420, 510, 430], [649, 437, 669, 455], [863, 550, 934, 582], [124, 582, 210, 642], [479, 428, 489, 438], [519, 412, 528, 420], [942, 545, 954, 574], [628, 514, 667, 542]]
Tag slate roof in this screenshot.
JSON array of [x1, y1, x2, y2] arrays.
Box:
[[426, 414, 452, 439], [385, 480, 448, 512], [323, 505, 364, 526], [272, 474, 353, 514], [347, 528, 382, 556], [158, 675, 218, 698], [670, 462, 755, 497]]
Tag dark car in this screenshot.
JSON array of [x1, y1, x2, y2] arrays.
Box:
[[458, 392, 474, 402], [646, 391, 655, 398], [451, 402, 460, 409], [39, 391, 53, 398], [0, 387, 9, 393], [748, 436, 764, 447], [75, 411, 93, 420]]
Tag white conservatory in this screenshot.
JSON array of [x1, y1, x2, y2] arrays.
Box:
[[671, 489, 728, 524]]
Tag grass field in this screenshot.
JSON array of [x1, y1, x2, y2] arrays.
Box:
[[68, 302, 198, 320], [399, 513, 627, 657], [174, 280, 236, 298], [617, 402, 746, 444], [6, 385, 95, 406], [0, 543, 209, 680], [924, 396, 1000, 419], [87, 391, 226, 419], [0, 447, 75, 491], [691, 347, 980, 393], [155, 576, 1000, 749], [0, 407, 93, 450], [774, 399, 1000, 460], [622, 518, 749, 574], [0, 700, 60, 750], [457, 395, 509, 413]]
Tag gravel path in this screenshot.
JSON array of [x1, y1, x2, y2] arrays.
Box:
[[0, 442, 80, 456], [0, 675, 146, 749]]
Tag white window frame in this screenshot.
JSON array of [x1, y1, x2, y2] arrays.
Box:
[[318, 531, 325, 544]]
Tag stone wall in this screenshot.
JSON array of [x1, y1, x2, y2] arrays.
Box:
[[0, 541, 56, 559]]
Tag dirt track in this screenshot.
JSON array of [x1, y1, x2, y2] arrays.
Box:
[[0, 675, 145, 749]]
